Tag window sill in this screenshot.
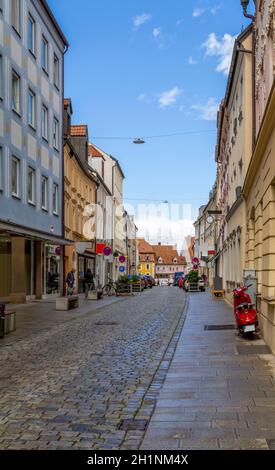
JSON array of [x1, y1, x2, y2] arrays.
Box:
[[42, 67, 49, 77], [42, 137, 49, 145], [12, 108, 21, 119], [53, 212, 59, 217], [28, 124, 36, 133], [28, 200, 36, 207], [28, 49, 36, 61], [54, 84, 60, 92], [41, 207, 48, 213], [12, 193, 21, 200], [12, 26, 21, 40]]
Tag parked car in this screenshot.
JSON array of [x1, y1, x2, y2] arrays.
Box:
[[160, 278, 169, 286]]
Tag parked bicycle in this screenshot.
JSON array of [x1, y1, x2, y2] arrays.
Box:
[[102, 278, 118, 296]]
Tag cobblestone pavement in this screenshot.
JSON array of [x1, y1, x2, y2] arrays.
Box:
[[141, 292, 275, 450], [0, 287, 187, 450]]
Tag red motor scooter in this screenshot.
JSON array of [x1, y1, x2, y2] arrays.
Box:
[[233, 284, 258, 338]]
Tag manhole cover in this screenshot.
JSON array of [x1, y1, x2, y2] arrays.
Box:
[[236, 345, 272, 355], [118, 419, 149, 431], [267, 440, 275, 450], [95, 322, 119, 326], [204, 324, 236, 331]]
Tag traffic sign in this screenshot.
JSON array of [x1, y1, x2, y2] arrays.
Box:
[[119, 266, 125, 273], [103, 246, 112, 256], [119, 256, 126, 263]]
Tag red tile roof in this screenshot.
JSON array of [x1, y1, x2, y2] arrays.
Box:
[[152, 244, 186, 265], [88, 144, 105, 159], [138, 239, 155, 254], [70, 125, 88, 137]]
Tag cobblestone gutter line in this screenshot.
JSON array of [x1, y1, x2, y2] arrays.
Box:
[[120, 295, 190, 450]]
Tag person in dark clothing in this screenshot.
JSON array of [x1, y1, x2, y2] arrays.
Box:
[[66, 268, 76, 296], [84, 268, 94, 296]]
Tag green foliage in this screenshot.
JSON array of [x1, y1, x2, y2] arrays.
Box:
[[132, 275, 140, 283], [188, 270, 199, 283], [117, 275, 130, 284]]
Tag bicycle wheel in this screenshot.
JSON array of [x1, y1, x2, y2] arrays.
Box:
[[102, 284, 111, 296]]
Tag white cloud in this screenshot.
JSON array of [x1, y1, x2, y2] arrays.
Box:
[[210, 4, 222, 15], [191, 97, 219, 121], [202, 32, 236, 75], [176, 19, 183, 26], [137, 93, 146, 101], [192, 8, 205, 17], [133, 13, 152, 31], [188, 56, 198, 65], [158, 86, 182, 108], [153, 27, 161, 38]]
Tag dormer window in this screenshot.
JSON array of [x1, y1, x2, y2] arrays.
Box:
[[173, 258, 177, 263], [158, 257, 163, 263]]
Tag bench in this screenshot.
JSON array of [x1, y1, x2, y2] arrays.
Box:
[[56, 295, 79, 311], [87, 290, 103, 300]]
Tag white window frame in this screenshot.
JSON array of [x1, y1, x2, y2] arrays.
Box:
[[0, 55, 3, 98], [27, 166, 35, 205], [28, 88, 35, 128], [41, 175, 48, 210], [53, 117, 59, 150], [41, 104, 48, 141], [28, 13, 36, 55], [12, 70, 21, 114], [11, 156, 20, 198], [0, 147, 3, 191], [53, 183, 58, 215], [12, 0, 21, 34], [53, 54, 59, 88], [42, 36, 49, 72]]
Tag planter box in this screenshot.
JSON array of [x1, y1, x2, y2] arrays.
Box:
[[87, 290, 103, 300], [5, 311, 16, 334], [116, 284, 133, 296]]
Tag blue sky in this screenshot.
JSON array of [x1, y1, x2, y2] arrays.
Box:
[[48, 0, 251, 244]]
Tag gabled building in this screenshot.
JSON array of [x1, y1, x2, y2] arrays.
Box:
[[152, 243, 186, 280], [138, 238, 156, 277], [63, 116, 97, 293]]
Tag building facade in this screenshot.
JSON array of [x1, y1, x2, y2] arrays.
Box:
[[138, 238, 156, 277], [0, 0, 68, 302], [152, 243, 186, 280], [63, 101, 98, 294]]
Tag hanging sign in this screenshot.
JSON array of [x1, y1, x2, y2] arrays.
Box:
[[96, 243, 106, 254]]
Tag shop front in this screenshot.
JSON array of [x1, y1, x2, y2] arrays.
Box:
[[78, 253, 95, 294]]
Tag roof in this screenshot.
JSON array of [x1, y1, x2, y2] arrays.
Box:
[[152, 244, 186, 265], [138, 239, 155, 254], [89, 144, 105, 159], [40, 0, 69, 48], [70, 125, 88, 137]]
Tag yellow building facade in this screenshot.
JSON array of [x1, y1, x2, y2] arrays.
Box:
[[63, 100, 97, 293], [137, 239, 156, 277]]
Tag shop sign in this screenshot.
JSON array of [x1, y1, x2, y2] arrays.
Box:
[[96, 243, 106, 254]]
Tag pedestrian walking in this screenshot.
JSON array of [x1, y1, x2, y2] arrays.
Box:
[[84, 268, 94, 297], [66, 268, 76, 296], [178, 276, 183, 289]]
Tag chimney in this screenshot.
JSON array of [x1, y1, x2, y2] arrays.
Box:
[[63, 98, 72, 140]]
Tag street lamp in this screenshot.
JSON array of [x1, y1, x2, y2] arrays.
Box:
[[240, 0, 255, 21], [133, 138, 145, 144]]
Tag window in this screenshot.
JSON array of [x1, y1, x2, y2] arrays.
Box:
[[0, 55, 3, 98], [0, 147, 3, 191], [53, 183, 58, 214], [42, 36, 48, 72], [28, 167, 35, 204], [41, 176, 48, 210], [41, 104, 48, 140], [0, 0, 3, 13], [28, 89, 35, 128], [11, 157, 20, 197], [28, 14, 36, 55], [53, 54, 59, 88], [12, 71, 21, 114], [12, 0, 21, 34], [146, 264, 150, 270], [53, 117, 59, 150]]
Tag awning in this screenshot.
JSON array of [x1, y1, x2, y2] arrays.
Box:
[[0, 221, 73, 246]]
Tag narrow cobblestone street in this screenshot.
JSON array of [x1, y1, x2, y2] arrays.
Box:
[[0, 288, 187, 450]]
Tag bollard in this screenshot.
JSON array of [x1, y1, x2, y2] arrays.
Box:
[[0, 303, 5, 339]]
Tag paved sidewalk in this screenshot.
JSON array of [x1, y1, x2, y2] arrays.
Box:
[[0, 294, 123, 346], [141, 291, 275, 450]]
